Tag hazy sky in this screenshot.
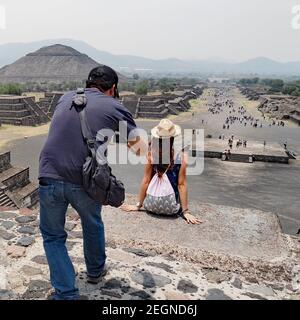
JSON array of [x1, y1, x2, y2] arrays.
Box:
[[0, 0, 300, 62]]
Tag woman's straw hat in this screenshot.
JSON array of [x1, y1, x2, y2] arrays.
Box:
[[151, 119, 182, 139]]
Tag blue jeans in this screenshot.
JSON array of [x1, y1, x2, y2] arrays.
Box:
[[39, 178, 106, 300]]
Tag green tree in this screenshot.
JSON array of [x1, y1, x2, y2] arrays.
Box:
[[0, 83, 23, 95], [135, 80, 149, 95], [292, 89, 300, 96]]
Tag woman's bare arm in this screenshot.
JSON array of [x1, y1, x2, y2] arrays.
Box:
[[178, 152, 189, 211], [178, 153, 202, 224], [137, 157, 152, 207]]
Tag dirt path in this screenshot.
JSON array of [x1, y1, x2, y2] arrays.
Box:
[[0, 124, 50, 153]]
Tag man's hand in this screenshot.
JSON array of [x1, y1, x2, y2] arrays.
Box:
[[128, 136, 148, 156]]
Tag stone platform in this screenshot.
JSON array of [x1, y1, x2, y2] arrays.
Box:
[[192, 139, 289, 164], [0, 196, 299, 300], [106, 198, 288, 261], [0, 151, 38, 208]]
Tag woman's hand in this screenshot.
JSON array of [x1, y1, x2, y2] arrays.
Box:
[[183, 212, 202, 225], [121, 204, 141, 213]]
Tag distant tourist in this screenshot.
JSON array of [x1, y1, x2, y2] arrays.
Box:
[[38, 66, 147, 300], [121, 119, 201, 225]]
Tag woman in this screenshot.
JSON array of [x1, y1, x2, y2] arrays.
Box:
[[121, 119, 202, 225]]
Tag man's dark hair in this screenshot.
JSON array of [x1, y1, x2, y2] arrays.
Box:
[[86, 65, 119, 98]]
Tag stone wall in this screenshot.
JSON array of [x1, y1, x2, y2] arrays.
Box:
[[2, 168, 30, 191], [0, 152, 11, 173]]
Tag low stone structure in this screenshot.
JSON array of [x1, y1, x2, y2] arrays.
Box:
[[0, 95, 50, 126], [122, 86, 203, 119], [239, 86, 268, 101], [258, 95, 300, 123], [239, 87, 300, 124], [0, 86, 203, 125], [192, 139, 290, 164], [0, 151, 38, 208]]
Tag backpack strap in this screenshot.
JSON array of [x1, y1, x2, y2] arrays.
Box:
[[163, 164, 171, 175], [71, 89, 96, 158]]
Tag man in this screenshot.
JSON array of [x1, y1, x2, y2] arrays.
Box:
[[39, 65, 147, 300]]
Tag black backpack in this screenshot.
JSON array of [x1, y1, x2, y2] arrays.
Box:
[[71, 89, 125, 207]]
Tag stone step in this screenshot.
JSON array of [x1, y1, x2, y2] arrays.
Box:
[[138, 108, 169, 119], [0, 110, 32, 118], [0, 198, 14, 207], [13, 182, 39, 208], [0, 190, 16, 208], [138, 104, 166, 113], [166, 104, 180, 115], [0, 116, 36, 126], [0, 166, 30, 191]]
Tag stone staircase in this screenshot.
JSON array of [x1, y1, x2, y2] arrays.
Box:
[[0, 151, 38, 209], [166, 104, 180, 115], [48, 93, 63, 116], [23, 97, 50, 124], [38, 92, 63, 117], [0, 187, 16, 208]]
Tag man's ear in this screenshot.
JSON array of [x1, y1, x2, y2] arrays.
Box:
[[109, 84, 116, 97], [104, 85, 115, 97]]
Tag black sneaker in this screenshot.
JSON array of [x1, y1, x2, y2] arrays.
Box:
[[86, 268, 108, 285]]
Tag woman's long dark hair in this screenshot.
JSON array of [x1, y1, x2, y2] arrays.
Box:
[[150, 137, 175, 177]]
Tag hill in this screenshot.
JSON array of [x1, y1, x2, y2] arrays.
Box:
[[0, 39, 300, 75]]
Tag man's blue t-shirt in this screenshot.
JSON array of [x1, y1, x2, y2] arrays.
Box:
[[39, 88, 137, 185]]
